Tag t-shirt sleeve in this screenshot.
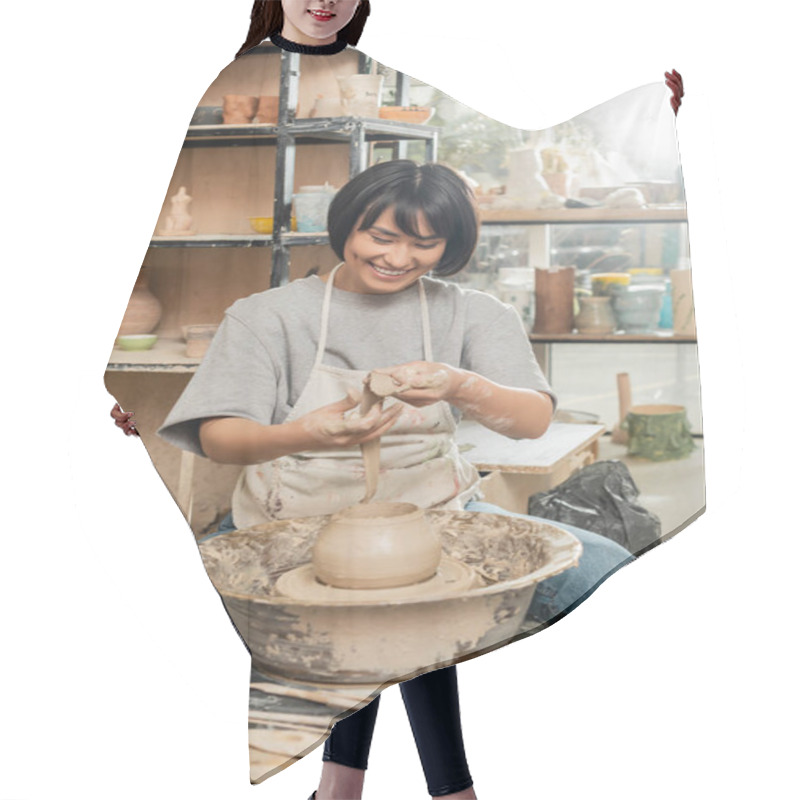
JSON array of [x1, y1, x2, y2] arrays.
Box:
[[157, 312, 280, 456], [461, 294, 557, 410]]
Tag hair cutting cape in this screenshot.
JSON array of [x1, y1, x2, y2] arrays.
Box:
[[105, 39, 703, 783]]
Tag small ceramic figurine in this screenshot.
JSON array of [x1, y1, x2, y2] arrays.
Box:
[[159, 186, 194, 235]]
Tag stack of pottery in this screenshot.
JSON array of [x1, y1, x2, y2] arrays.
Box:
[[222, 95, 258, 124], [222, 95, 280, 124]]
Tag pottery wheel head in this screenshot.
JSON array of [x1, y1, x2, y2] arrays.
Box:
[[276, 556, 480, 603]]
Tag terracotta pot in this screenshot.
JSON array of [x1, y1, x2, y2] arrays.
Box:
[[378, 106, 433, 124], [254, 95, 279, 124], [118, 267, 162, 336], [533, 267, 575, 334], [222, 94, 258, 124], [312, 502, 441, 590]]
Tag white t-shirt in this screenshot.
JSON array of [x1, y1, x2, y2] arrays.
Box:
[[158, 274, 555, 455]]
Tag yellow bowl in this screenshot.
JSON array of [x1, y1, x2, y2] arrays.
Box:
[[249, 216, 297, 234]]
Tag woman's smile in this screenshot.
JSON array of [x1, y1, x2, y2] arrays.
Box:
[[334, 207, 448, 294], [368, 261, 415, 279], [308, 8, 335, 22]]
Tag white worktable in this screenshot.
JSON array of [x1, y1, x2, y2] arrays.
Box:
[[456, 420, 606, 512]]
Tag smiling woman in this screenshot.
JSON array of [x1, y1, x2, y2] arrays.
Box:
[[325, 160, 479, 293], [236, 0, 371, 56], [105, 2, 693, 797], [282, 0, 362, 45]]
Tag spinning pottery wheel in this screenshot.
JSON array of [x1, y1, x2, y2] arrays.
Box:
[[200, 509, 582, 684]]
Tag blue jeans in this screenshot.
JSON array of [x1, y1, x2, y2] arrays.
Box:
[[464, 500, 634, 624]]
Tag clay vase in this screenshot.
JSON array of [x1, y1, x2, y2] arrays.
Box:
[[254, 95, 279, 124], [118, 267, 162, 336], [533, 267, 575, 334], [575, 296, 616, 334], [312, 502, 442, 590], [222, 94, 258, 124]]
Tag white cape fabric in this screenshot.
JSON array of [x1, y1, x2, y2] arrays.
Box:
[[105, 40, 703, 783]]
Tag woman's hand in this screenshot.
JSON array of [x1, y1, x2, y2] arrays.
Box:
[[199, 393, 403, 465], [371, 362, 465, 407], [111, 403, 139, 437], [372, 363, 553, 439], [665, 69, 683, 115], [298, 392, 404, 448]]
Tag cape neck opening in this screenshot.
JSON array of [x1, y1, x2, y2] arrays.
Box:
[[269, 31, 349, 55]]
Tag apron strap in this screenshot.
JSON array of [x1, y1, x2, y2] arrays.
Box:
[[418, 279, 434, 362], [315, 263, 434, 365], [314, 262, 343, 367]]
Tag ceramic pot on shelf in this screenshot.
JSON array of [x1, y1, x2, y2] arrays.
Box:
[[222, 94, 258, 124], [533, 267, 575, 334], [118, 267, 162, 336], [575, 296, 616, 334]]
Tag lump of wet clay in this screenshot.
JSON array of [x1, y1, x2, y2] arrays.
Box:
[[359, 371, 402, 503]]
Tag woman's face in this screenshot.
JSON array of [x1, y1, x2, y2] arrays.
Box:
[[338, 207, 448, 295], [280, 0, 361, 44]]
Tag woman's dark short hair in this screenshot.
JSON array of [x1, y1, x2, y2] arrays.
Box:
[[327, 161, 480, 277]]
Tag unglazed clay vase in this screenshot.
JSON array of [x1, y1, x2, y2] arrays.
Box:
[[222, 94, 258, 124], [575, 296, 616, 334], [254, 95, 279, 124], [312, 502, 442, 590], [533, 267, 575, 334], [118, 267, 162, 336]]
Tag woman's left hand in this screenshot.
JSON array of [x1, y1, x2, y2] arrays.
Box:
[[372, 361, 465, 407], [665, 68, 683, 115], [111, 403, 139, 436]]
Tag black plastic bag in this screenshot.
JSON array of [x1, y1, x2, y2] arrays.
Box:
[[528, 460, 660, 554]]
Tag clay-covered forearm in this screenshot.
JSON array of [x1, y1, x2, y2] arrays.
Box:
[[450, 372, 554, 439], [199, 417, 315, 465]]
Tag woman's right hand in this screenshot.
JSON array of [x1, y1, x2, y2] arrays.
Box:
[[297, 392, 403, 449], [111, 403, 139, 437]]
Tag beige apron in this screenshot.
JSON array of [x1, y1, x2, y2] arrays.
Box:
[[232, 264, 480, 527]]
